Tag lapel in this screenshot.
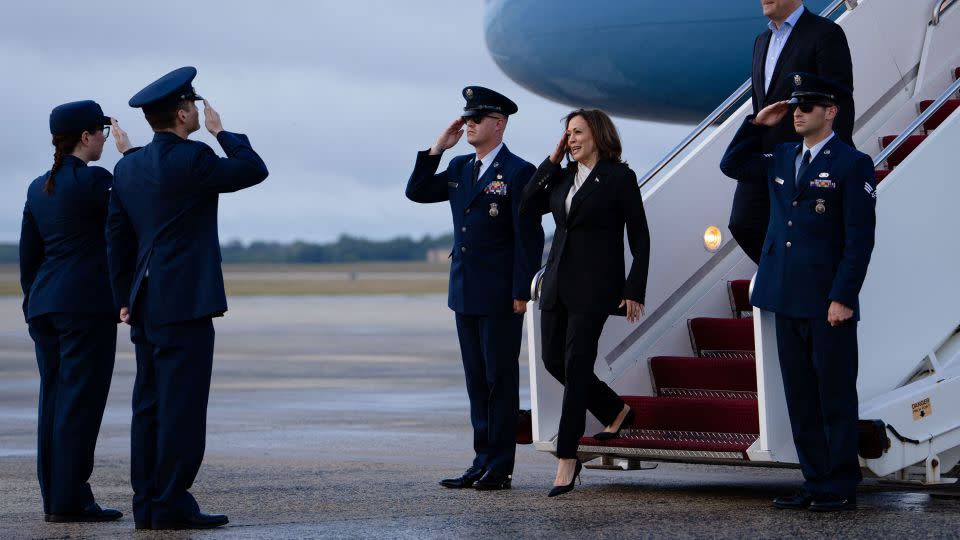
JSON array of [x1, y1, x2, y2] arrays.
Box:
[[567, 160, 607, 223], [755, 30, 772, 106], [467, 145, 509, 205], [549, 167, 575, 226], [782, 143, 801, 200], [767, 8, 809, 102], [795, 136, 840, 199]]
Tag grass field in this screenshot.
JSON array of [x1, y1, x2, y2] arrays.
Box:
[[0, 262, 451, 297]]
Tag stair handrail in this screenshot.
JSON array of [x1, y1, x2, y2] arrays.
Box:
[[636, 0, 851, 189], [932, 0, 958, 25], [873, 76, 960, 168]]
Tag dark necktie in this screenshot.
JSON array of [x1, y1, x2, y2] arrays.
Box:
[[796, 150, 811, 188], [473, 159, 482, 186]]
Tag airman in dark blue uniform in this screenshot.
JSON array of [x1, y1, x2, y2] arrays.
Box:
[[406, 86, 544, 490], [106, 67, 268, 529], [721, 73, 876, 512], [20, 100, 124, 523]]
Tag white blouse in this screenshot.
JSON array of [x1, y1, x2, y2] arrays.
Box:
[[565, 162, 593, 214]]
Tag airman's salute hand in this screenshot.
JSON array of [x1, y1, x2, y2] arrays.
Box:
[[203, 99, 223, 137], [753, 100, 790, 127], [111, 118, 133, 154], [430, 118, 465, 155]]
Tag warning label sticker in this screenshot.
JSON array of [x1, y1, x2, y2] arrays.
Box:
[[912, 398, 932, 420]]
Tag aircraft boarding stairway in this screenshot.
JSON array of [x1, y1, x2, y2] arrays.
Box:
[[526, 0, 960, 484]]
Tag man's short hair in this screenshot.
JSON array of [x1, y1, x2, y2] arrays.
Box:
[[143, 99, 190, 131]]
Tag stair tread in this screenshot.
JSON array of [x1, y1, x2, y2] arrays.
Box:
[[879, 134, 927, 167], [919, 99, 960, 132], [650, 355, 757, 392], [689, 317, 755, 355], [620, 395, 759, 434], [580, 429, 757, 453]]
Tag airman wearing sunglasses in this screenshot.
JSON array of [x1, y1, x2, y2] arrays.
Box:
[[720, 72, 876, 512], [405, 86, 544, 491]]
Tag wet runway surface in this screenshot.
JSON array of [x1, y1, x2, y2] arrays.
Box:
[[1, 295, 958, 538]]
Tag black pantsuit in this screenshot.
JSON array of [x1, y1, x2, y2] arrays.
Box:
[[520, 158, 650, 459], [29, 314, 117, 514], [541, 304, 624, 457]]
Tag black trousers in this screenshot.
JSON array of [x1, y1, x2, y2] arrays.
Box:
[[130, 290, 215, 526], [729, 180, 769, 265], [28, 313, 117, 514], [541, 303, 623, 459], [775, 315, 862, 499], [454, 312, 523, 475]]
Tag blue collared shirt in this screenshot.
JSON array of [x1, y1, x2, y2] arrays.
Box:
[[795, 131, 835, 177], [764, 4, 806, 92]]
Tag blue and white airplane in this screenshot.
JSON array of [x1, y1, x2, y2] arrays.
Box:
[[483, 0, 833, 123]]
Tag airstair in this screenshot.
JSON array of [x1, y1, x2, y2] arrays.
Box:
[[526, 0, 960, 484]]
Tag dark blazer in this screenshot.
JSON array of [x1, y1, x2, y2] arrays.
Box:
[[107, 131, 268, 326], [520, 158, 650, 315], [406, 144, 544, 315], [751, 6, 855, 151], [720, 119, 875, 319], [19, 155, 116, 321]]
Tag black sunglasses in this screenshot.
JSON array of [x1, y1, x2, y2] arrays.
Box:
[[790, 102, 831, 113], [464, 114, 504, 124]]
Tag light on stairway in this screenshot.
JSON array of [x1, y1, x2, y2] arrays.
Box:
[[704, 226, 722, 252]]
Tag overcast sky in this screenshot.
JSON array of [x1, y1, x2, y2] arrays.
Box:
[[0, 1, 690, 243]]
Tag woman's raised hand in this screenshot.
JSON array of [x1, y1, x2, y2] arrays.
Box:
[[549, 131, 569, 164]]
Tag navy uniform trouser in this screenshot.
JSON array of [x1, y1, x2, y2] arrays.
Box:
[[454, 311, 523, 475], [775, 315, 862, 499], [28, 313, 117, 514], [540, 302, 624, 459], [130, 289, 215, 526]]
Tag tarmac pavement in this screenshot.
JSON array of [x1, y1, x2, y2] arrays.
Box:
[[1, 295, 958, 539]]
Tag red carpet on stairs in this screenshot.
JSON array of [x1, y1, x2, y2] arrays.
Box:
[[651, 356, 757, 395]]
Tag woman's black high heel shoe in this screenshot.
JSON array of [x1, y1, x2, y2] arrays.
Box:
[[547, 459, 582, 497], [593, 408, 635, 440]]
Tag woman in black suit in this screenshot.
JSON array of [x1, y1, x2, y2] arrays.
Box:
[[520, 109, 650, 497]]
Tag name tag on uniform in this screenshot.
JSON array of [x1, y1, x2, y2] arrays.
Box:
[[484, 180, 508, 196], [810, 179, 836, 189], [448, 181, 458, 188], [774, 177, 784, 185]]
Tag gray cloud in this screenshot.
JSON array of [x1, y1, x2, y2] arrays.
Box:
[[0, 1, 690, 243]]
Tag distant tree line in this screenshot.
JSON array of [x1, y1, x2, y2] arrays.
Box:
[[0, 234, 455, 264]]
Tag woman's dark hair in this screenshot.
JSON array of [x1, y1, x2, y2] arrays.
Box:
[[45, 131, 85, 195], [564, 108, 623, 165]]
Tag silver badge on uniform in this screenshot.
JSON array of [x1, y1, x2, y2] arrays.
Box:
[[819, 172, 830, 178], [496, 173, 503, 180], [489, 202, 499, 217], [815, 198, 826, 214]]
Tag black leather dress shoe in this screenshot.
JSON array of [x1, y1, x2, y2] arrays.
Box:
[[772, 490, 816, 509], [809, 494, 856, 512], [151, 512, 229, 530], [474, 470, 512, 491], [45, 503, 123, 523], [440, 465, 485, 489]]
